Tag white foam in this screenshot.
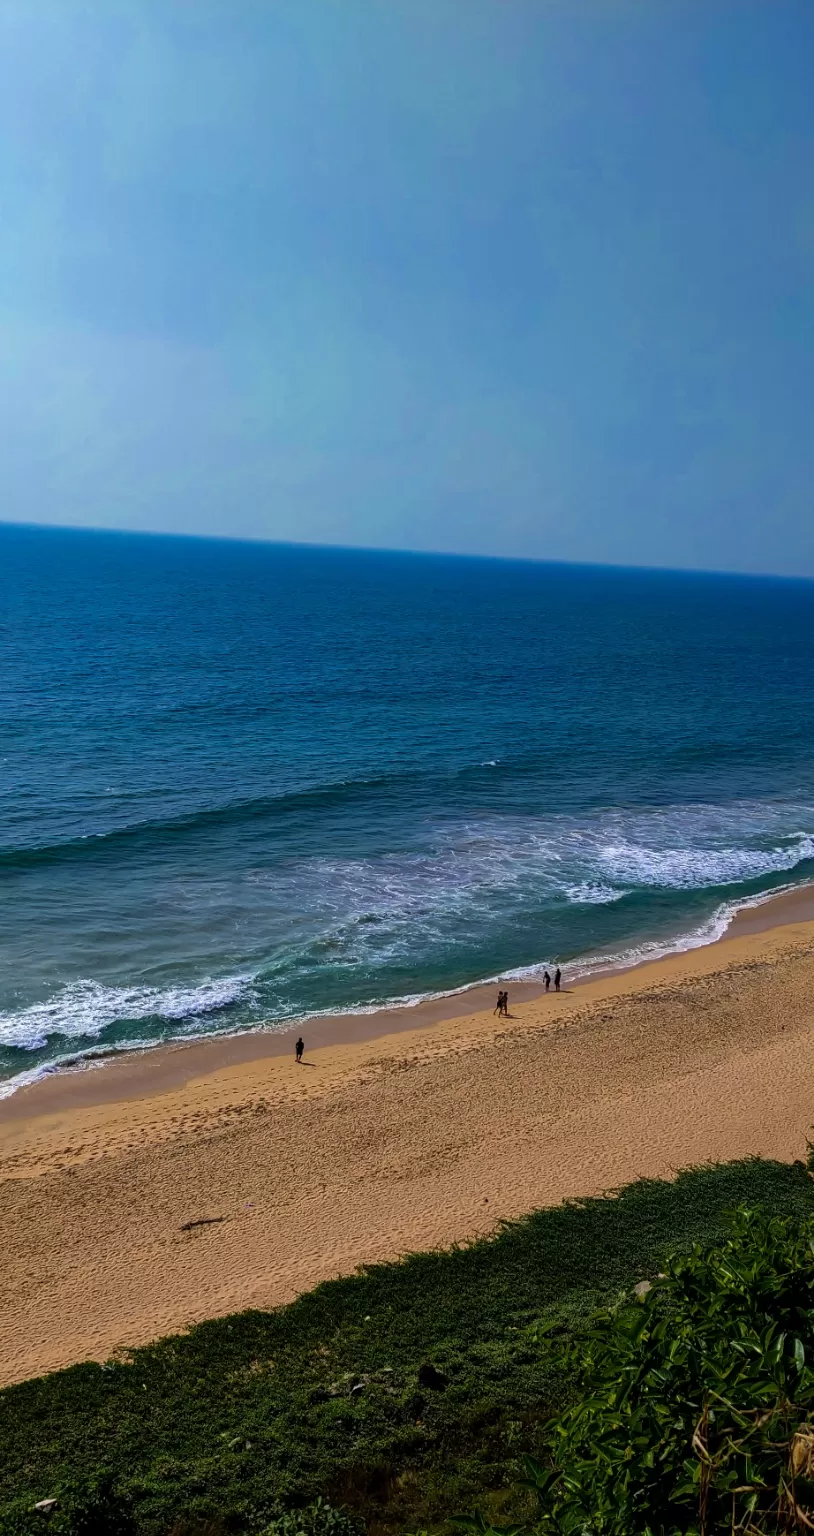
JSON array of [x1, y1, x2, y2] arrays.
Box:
[[503, 881, 803, 986], [593, 832, 814, 890], [268, 802, 814, 965], [4, 796, 814, 1097], [565, 881, 627, 905], [0, 1038, 160, 1101], [0, 974, 254, 1053], [1, 878, 811, 1102]]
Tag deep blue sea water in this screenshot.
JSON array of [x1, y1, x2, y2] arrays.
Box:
[[3, 522, 814, 1096]]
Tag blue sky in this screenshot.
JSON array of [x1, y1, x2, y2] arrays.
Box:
[[1, 1, 813, 575]]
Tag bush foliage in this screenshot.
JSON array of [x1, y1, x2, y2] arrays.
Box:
[[467, 1207, 814, 1536], [258, 1500, 364, 1536]]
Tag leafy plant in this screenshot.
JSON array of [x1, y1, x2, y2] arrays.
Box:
[[472, 1207, 814, 1535], [258, 1499, 364, 1536], [0, 1472, 135, 1536]]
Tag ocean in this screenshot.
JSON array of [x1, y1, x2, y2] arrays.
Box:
[[2, 522, 814, 1097]]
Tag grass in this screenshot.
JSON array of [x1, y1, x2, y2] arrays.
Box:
[[2, 1157, 813, 1535]]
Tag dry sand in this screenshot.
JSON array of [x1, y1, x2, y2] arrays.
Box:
[[3, 908, 814, 1388]]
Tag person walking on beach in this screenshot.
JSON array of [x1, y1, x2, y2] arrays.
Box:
[[494, 990, 506, 1016], [543, 969, 551, 992], [295, 1036, 304, 1063], [502, 990, 509, 1016], [554, 967, 561, 993]]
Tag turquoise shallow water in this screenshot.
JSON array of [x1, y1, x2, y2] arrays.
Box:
[[2, 523, 814, 1094]]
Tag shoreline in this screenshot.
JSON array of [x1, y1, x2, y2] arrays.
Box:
[[3, 909, 814, 1382], [3, 877, 814, 1121]]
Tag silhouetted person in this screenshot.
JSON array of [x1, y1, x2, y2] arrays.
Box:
[[543, 970, 551, 992], [295, 1036, 304, 1062], [502, 990, 509, 1016], [494, 990, 506, 1016], [554, 967, 561, 993]]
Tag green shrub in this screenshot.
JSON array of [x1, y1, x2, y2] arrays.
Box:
[[258, 1499, 363, 1536], [475, 1208, 814, 1535], [0, 1472, 135, 1536], [0, 1488, 358, 1536]]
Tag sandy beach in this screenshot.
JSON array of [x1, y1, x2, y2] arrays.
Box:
[[3, 897, 814, 1388]]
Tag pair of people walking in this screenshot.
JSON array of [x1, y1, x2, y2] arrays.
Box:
[[544, 967, 562, 993], [494, 989, 509, 1016]]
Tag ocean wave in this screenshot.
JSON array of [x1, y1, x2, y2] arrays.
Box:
[[5, 778, 814, 917], [0, 754, 522, 869], [3, 797, 814, 1084], [502, 883, 794, 985], [0, 875, 811, 1099], [565, 881, 627, 905], [275, 803, 814, 930], [0, 1054, 107, 1102], [502, 907, 735, 984], [0, 974, 254, 1053], [2, 878, 806, 1100], [0, 769, 433, 868], [593, 832, 814, 889]]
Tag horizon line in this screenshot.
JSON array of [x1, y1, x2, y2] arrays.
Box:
[[1, 517, 812, 588]]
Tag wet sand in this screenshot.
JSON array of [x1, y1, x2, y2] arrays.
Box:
[[2, 894, 814, 1387]]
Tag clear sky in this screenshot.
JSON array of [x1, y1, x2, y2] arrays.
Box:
[[1, 1, 813, 575]]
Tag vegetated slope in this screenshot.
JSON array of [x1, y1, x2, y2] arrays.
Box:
[[489, 1204, 814, 1536], [2, 1159, 812, 1536]]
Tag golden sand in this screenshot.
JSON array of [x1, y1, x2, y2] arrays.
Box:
[[2, 913, 814, 1388]]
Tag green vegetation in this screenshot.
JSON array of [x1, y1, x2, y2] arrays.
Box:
[[2, 1159, 813, 1536], [468, 1206, 814, 1536]]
